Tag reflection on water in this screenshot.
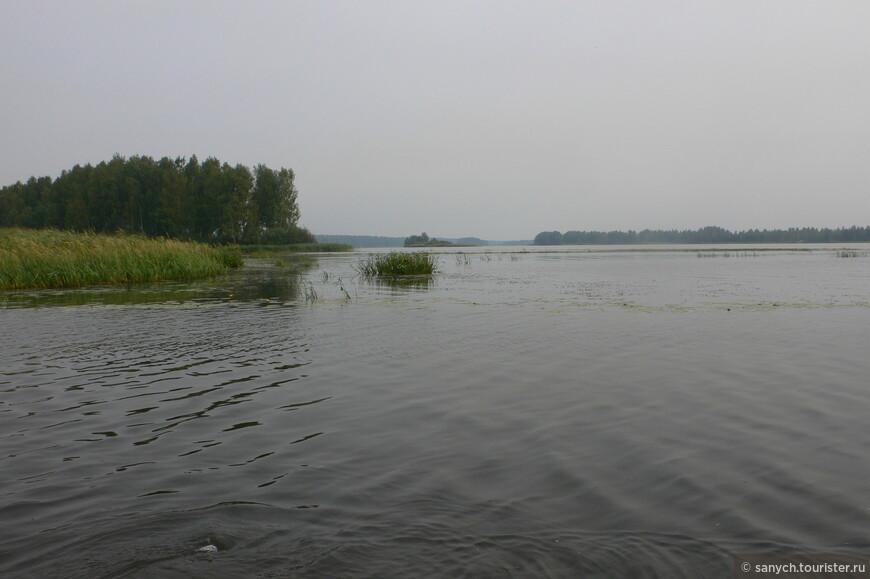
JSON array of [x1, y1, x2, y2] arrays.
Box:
[[1, 246, 869, 577], [364, 275, 436, 292]]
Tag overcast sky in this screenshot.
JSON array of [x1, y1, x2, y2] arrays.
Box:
[[2, 1, 869, 239]]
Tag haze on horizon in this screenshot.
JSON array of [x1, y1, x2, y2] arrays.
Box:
[[2, 1, 868, 241]]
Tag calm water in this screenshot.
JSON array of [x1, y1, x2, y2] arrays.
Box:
[[1, 246, 869, 578]]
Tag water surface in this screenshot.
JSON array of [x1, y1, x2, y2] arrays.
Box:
[[1, 246, 869, 577]]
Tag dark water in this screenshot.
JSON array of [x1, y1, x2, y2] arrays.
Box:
[[1, 246, 869, 578]]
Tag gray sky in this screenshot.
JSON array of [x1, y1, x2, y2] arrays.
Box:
[[2, 1, 869, 240]]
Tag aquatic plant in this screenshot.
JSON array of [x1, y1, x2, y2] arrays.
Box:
[[836, 250, 863, 258], [336, 277, 352, 300], [300, 279, 318, 301], [212, 245, 245, 268], [354, 252, 438, 277], [696, 250, 759, 258], [0, 227, 243, 289]]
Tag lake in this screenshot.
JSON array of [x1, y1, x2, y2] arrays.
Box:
[[1, 245, 869, 578]]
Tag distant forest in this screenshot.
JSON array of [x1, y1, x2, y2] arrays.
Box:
[[316, 235, 533, 247], [534, 226, 870, 245], [0, 155, 315, 245]]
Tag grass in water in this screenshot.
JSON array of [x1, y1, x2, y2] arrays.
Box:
[[836, 250, 864, 258], [354, 251, 438, 277], [0, 227, 243, 289], [300, 279, 318, 301]]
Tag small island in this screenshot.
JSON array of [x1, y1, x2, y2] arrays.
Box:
[[404, 232, 474, 247]]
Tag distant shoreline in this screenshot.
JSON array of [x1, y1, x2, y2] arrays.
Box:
[[533, 226, 870, 245], [314, 234, 533, 248], [314, 228, 870, 248]]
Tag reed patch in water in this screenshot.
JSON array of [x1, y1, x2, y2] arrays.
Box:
[[354, 252, 438, 277], [0, 227, 243, 289], [836, 250, 864, 258], [696, 251, 759, 258]]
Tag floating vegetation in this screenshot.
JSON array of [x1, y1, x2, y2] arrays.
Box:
[[354, 252, 438, 277], [0, 227, 242, 290]]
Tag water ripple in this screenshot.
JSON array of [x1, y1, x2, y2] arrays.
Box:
[[2, 250, 869, 577]]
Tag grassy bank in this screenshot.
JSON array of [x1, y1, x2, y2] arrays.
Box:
[[0, 228, 243, 290]]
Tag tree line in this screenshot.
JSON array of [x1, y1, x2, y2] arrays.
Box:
[[534, 225, 870, 245], [0, 154, 315, 245]]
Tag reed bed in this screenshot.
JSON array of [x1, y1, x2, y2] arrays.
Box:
[[354, 251, 438, 277], [0, 228, 243, 289]]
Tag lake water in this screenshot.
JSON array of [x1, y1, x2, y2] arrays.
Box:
[[1, 245, 869, 578]]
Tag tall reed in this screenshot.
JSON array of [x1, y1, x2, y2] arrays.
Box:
[[354, 251, 438, 277], [0, 228, 243, 289], [836, 250, 863, 258]]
